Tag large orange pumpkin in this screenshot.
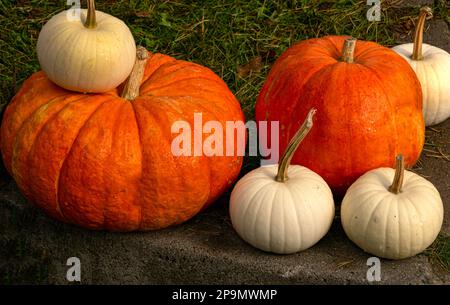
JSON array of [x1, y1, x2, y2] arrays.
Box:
[[255, 36, 425, 195], [1, 48, 244, 231]]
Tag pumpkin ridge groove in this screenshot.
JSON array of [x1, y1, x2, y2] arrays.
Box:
[[42, 24, 75, 65], [290, 183, 315, 248], [400, 197, 412, 257], [21, 94, 93, 220], [142, 99, 197, 223], [418, 63, 429, 120], [129, 100, 144, 230], [68, 31, 89, 89], [9, 95, 83, 205], [141, 59, 182, 86], [359, 64, 400, 157], [396, 194, 401, 256], [347, 187, 385, 218], [402, 194, 425, 252], [234, 178, 270, 240], [193, 98, 218, 207], [9, 92, 73, 165], [410, 185, 443, 222], [360, 192, 391, 251], [142, 76, 230, 97], [55, 96, 116, 225], [245, 182, 271, 246], [324, 36, 344, 57], [267, 184, 279, 251], [51, 28, 84, 81], [132, 99, 190, 228], [76, 33, 94, 89], [350, 45, 386, 61], [150, 61, 221, 82], [384, 195, 397, 258], [347, 189, 383, 222], [283, 62, 336, 145], [103, 101, 130, 230], [428, 63, 439, 122], [12, 94, 87, 166], [286, 186, 302, 250], [177, 96, 221, 205]]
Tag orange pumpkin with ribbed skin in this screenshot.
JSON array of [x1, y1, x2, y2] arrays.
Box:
[[1, 51, 244, 231], [255, 36, 425, 195]]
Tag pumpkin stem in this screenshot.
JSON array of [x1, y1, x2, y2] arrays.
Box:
[[121, 46, 149, 101], [412, 7, 433, 61], [389, 155, 405, 194], [84, 0, 97, 29], [275, 108, 316, 183], [341, 37, 357, 63]]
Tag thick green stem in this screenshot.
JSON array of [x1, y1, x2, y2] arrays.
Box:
[[121, 46, 149, 101], [84, 0, 97, 29], [412, 7, 433, 61], [275, 108, 316, 182], [341, 37, 357, 63], [388, 155, 405, 194]]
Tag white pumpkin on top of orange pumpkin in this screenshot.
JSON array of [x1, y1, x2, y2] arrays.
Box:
[[37, 0, 136, 93]]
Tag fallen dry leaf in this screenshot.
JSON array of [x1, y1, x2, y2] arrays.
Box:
[[135, 11, 150, 18], [237, 56, 263, 78]]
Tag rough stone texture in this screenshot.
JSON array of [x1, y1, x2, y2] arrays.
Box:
[[0, 176, 448, 285], [419, 123, 450, 236], [395, 19, 450, 52]]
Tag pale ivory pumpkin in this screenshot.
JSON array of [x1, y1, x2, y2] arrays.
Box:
[[392, 7, 450, 126], [341, 155, 443, 260], [230, 109, 335, 254], [37, 0, 136, 93]]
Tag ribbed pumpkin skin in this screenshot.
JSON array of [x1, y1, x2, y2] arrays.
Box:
[[255, 36, 425, 195], [1, 52, 244, 231], [341, 168, 443, 259]]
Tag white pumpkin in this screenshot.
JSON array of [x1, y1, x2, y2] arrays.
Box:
[[341, 155, 444, 260], [37, 0, 136, 93], [230, 109, 335, 254], [392, 7, 450, 126]]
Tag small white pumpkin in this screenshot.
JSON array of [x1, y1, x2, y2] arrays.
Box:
[[230, 109, 335, 254], [392, 7, 450, 126], [341, 155, 444, 260], [37, 0, 136, 93]]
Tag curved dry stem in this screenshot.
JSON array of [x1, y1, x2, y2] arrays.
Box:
[[121, 46, 149, 101], [275, 108, 316, 182], [84, 0, 97, 29], [412, 7, 433, 60], [389, 155, 405, 194]]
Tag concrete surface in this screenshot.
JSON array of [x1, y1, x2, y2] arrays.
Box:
[[0, 6, 449, 285], [395, 19, 450, 52], [0, 173, 448, 284]]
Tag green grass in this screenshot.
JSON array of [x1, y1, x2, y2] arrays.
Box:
[[426, 234, 450, 273], [2, 0, 448, 118], [0, 0, 449, 280]]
